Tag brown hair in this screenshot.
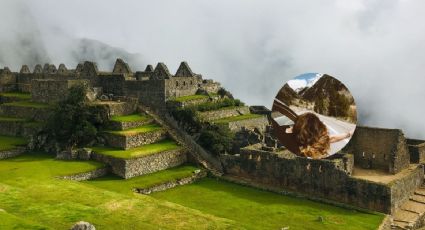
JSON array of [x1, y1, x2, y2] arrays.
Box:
[[293, 113, 330, 158]]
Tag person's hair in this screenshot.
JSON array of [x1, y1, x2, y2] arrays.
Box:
[[292, 112, 330, 158]]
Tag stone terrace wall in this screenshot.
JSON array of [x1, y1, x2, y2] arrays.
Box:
[[226, 116, 269, 132], [125, 79, 166, 110], [0, 72, 17, 92], [220, 146, 412, 214], [57, 167, 109, 181], [0, 105, 52, 122], [92, 149, 187, 179], [198, 106, 250, 121], [103, 129, 167, 150], [345, 126, 410, 174], [390, 165, 424, 212]]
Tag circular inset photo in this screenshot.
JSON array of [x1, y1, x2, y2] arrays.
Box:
[[271, 73, 357, 159]]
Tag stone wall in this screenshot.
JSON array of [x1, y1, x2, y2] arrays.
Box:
[[31, 79, 89, 104], [226, 116, 269, 132], [92, 149, 187, 179], [220, 145, 421, 214], [345, 126, 410, 174], [0, 147, 26, 159], [390, 165, 424, 212], [0, 71, 17, 92], [407, 139, 425, 164], [164, 77, 200, 98], [108, 118, 152, 131], [92, 101, 137, 117], [103, 129, 167, 150], [125, 79, 166, 110], [0, 105, 52, 122], [57, 167, 109, 181], [99, 74, 126, 96], [198, 106, 250, 121], [199, 79, 221, 94], [134, 170, 207, 194]]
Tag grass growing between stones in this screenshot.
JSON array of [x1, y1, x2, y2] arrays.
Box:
[[84, 165, 199, 194], [0, 92, 31, 100], [110, 114, 150, 123], [173, 94, 209, 102], [105, 123, 162, 136], [151, 178, 385, 230], [0, 152, 238, 229], [213, 114, 264, 124], [0, 135, 27, 151], [2, 101, 51, 109], [91, 139, 180, 159]]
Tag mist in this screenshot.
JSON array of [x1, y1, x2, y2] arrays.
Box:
[[1, 0, 425, 139]]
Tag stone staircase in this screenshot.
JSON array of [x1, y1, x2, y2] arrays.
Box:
[[392, 187, 425, 229]]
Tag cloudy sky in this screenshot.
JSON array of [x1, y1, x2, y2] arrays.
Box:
[[1, 0, 425, 138]]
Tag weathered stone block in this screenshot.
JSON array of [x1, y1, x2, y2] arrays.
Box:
[[104, 129, 167, 150]]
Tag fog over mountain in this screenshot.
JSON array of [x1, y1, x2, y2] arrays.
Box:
[[1, 0, 425, 138]]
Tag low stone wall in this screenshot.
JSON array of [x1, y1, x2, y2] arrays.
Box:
[[56, 167, 108, 181], [198, 106, 250, 121], [134, 170, 207, 194], [92, 148, 187, 179], [103, 129, 167, 149], [390, 165, 424, 213], [220, 145, 422, 214], [227, 116, 268, 132], [0, 105, 51, 122], [0, 120, 24, 136], [108, 118, 152, 131], [94, 101, 137, 116], [0, 147, 26, 159]]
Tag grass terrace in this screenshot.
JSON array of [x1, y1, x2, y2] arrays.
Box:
[[105, 123, 162, 136], [213, 113, 264, 124], [0, 135, 27, 151], [2, 101, 51, 109], [0, 91, 31, 100], [110, 114, 150, 123], [152, 178, 385, 230], [91, 139, 180, 159], [0, 116, 26, 122], [85, 165, 199, 195], [173, 94, 209, 102]]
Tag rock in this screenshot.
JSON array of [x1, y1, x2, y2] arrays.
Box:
[[56, 148, 77, 160], [70, 221, 96, 230], [77, 148, 92, 160]]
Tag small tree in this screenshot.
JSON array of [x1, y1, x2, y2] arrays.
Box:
[[46, 85, 101, 149], [198, 124, 234, 156]]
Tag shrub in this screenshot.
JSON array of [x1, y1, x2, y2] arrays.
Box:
[[198, 124, 234, 156], [45, 85, 106, 148]]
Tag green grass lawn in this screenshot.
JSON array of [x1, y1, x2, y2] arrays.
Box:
[[2, 101, 51, 109], [0, 92, 31, 100], [0, 152, 234, 229], [110, 114, 150, 123], [91, 139, 180, 159], [105, 123, 162, 136], [173, 94, 209, 102], [151, 178, 385, 230], [0, 116, 26, 122], [213, 113, 264, 124], [84, 165, 199, 195], [0, 135, 27, 151]]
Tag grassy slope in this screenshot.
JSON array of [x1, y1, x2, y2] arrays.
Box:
[[0, 210, 49, 230], [152, 178, 384, 230], [0, 92, 31, 100], [84, 165, 199, 194], [213, 113, 263, 124], [2, 101, 51, 109], [0, 152, 237, 230], [110, 114, 150, 123], [91, 139, 180, 159], [0, 135, 27, 151], [105, 123, 162, 136]]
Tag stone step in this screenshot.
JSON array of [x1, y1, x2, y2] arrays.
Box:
[[411, 194, 425, 204], [0, 102, 52, 122], [393, 209, 418, 223], [400, 200, 425, 214], [103, 124, 167, 149], [415, 188, 425, 196], [392, 220, 411, 230], [108, 114, 153, 131]]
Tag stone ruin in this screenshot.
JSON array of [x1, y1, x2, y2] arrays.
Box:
[[1, 58, 425, 229]]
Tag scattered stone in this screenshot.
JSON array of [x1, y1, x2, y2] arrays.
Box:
[[77, 148, 93, 160], [70, 221, 96, 230]]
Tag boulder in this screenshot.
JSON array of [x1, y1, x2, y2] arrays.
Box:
[[70, 221, 96, 230]]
